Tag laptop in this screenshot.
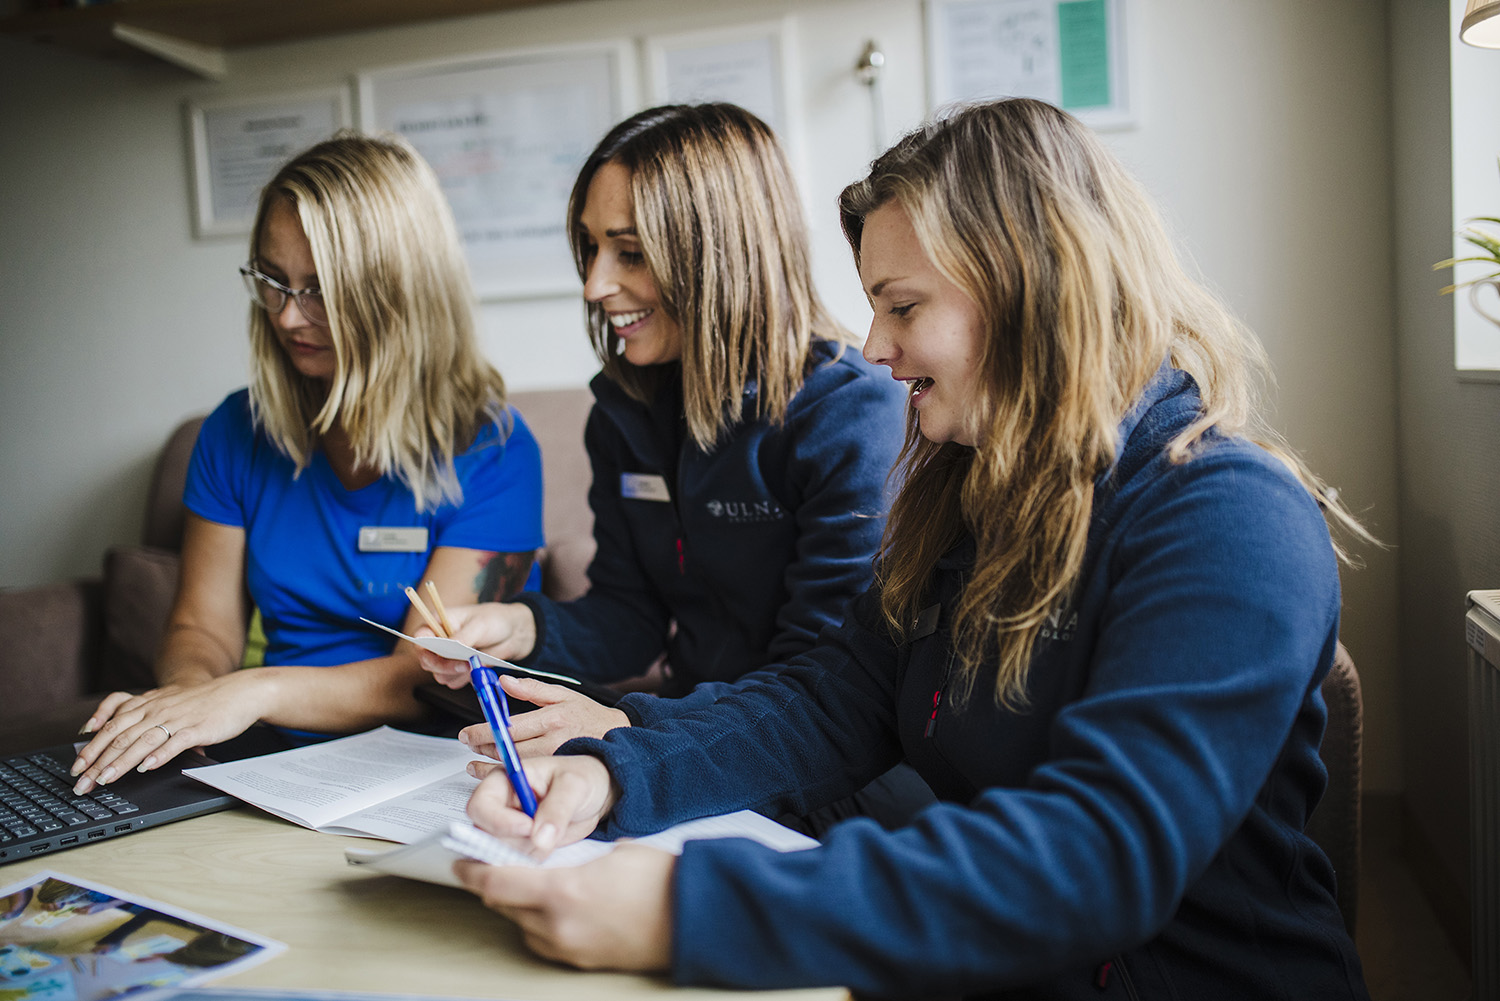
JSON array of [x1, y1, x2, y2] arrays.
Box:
[[0, 742, 236, 865]]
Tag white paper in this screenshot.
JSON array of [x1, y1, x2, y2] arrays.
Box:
[[358, 617, 581, 686], [346, 810, 818, 888], [184, 727, 484, 841]]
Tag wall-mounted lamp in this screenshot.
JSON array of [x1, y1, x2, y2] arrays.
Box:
[[1462, 0, 1500, 48], [855, 40, 887, 156]]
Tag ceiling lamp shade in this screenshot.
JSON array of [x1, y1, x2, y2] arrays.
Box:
[[1463, 0, 1500, 47]]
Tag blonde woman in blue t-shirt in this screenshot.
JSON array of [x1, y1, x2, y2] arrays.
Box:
[[70, 133, 543, 793]]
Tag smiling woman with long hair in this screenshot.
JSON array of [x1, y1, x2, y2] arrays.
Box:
[[412, 105, 928, 834], [450, 99, 1372, 1001], [70, 132, 544, 789]]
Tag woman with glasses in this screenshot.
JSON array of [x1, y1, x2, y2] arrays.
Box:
[[414, 104, 931, 831], [450, 99, 1371, 999], [69, 132, 543, 791]]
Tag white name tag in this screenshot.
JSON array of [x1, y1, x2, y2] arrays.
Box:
[[358, 526, 430, 553], [620, 472, 671, 502]]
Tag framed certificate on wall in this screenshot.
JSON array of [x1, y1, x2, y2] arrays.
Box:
[[359, 42, 635, 301], [644, 20, 796, 141], [187, 87, 352, 238], [926, 0, 1133, 130]]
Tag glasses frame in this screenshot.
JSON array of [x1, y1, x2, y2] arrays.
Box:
[[239, 266, 329, 326]]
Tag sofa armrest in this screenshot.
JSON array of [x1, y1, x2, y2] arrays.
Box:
[[0, 578, 103, 721]]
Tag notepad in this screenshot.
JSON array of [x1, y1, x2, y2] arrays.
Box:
[[345, 811, 818, 887]]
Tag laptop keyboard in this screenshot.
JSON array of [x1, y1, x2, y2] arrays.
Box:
[[0, 753, 139, 843]]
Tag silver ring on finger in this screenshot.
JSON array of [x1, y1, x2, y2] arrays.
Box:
[[153, 723, 173, 740]]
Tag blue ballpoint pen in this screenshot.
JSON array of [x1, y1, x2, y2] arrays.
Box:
[[468, 656, 538, 817]]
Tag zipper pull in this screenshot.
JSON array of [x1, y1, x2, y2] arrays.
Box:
[[924, 687, 943, 737], [924, 651, 955, 739], [675, 537, 685, 575]]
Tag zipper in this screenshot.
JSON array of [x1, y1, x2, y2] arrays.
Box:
[[675, 536, 685, 575], [1095, 955, 1140, 1000], [924, 651, 956, 738]]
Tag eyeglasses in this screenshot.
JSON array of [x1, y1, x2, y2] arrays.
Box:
[[240, 266, 328, 326]]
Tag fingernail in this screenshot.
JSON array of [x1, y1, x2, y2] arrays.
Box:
[[78, 719, 96, 735], [99, 767, 115, 784], [69, 759, 85, 777], [73, 777, 93, 795], [138, 757, 156, 772], [534, 824, 557, 852]]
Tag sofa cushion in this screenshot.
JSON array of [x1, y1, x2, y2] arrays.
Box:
[[99, 545, 180, 692], [0, 578, 101, 719]]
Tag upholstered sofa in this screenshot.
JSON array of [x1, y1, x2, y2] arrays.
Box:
[[0, 388, 596, 756]]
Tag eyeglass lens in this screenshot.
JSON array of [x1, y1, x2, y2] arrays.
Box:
[[241, 270, 327, 325]]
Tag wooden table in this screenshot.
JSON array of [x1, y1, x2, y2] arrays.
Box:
[[2, 808, 844, 1001]]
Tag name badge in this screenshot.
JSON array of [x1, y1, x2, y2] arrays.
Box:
[[620, 472, 671, 502], [911, 603, 941, 640], [358, 526, 430, 553]]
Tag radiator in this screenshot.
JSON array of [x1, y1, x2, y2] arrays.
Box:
[[1466, 589, 1500, 1001]]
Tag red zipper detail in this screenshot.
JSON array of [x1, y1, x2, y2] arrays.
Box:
[[676, 537, 685, 575], [924, 651, 955, 739], [924, 687, 943, 737]]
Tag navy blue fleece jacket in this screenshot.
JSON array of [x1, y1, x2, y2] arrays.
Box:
[[569, 366, 1368, 1000], [513, 339, 905, 703]]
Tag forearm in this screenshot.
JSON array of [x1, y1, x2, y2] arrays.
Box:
[[246, 653, 429, 732], [517, 590, 668, 683], [578, 659, 901, 837], [155, 621, 241, 687], [618, 672, 780, 727]]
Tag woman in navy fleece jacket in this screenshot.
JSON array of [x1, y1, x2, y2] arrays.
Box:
[[452, 98, 1372, 1000]]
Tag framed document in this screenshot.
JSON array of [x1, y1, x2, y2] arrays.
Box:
[[359, 43, 634, 301], [926, 0, 1133, 130], [187, 87, 352, 238], [644, 20, 796, 141]]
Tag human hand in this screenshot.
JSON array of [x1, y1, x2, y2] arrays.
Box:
[[454, 843, 675, 972], [71, 673, 275, 793], [458, 675, 630, 759], [465, 752, 616, 858], [412, 602, 538, 687]]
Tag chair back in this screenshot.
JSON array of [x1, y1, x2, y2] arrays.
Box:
[[142, 415, 206, 551], [1307, 642, 1363, 935]]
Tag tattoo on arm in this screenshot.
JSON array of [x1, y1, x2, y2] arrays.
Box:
[[477, 551, 536, 602]]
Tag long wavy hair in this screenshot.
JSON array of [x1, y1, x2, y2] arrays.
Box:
[[566, 103, 855, 448], [247, 130, 506, 510], [839, 98, 1370, 707]]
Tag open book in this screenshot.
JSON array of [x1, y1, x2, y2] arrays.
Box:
[[184, 726, 488, 843], [346, 812, 819, 888]]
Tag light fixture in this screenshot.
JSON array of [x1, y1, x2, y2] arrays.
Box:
[[1462, 0, 1500, 48]]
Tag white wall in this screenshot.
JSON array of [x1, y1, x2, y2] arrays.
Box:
[[0, 0, 1402, 791]]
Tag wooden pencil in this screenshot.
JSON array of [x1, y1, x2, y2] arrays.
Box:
[[403, 585, 446, 637], [424, 579, 457, 638]]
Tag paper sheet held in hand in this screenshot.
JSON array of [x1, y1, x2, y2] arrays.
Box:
[[345, 811, 818, 887], [358, 618, 581, 686]]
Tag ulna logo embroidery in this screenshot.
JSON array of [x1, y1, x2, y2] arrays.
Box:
[[704, 499, 785, 523], [1040, 607, 1078, 642]]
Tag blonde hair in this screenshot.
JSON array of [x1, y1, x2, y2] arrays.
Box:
[[247, 130, 506, 510], [839, 98, 1370, 708], [567, 104, 856, 448]]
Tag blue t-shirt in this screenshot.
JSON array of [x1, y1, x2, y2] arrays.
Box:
[[184, 389, 544, 668]]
